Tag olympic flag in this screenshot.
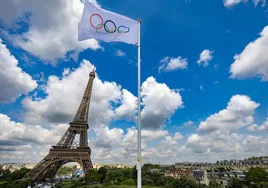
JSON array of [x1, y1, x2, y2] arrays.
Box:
[[78, 2, 138, 45]]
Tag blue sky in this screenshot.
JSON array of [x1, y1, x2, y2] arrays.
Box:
[[0, 0, 268, 164]]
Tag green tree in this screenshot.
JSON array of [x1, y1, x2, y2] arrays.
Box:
[[84, 169, 101, 184], [257, 182, 268, 188], [71, 178, 83, 187], [57, 166, 75, 176], [121, 178, 136, 185], [208, 180, 221, 188], [113, 180, 120, 185], [12, 178, 33, 188], [131, 166, 137, 181], [61, 181, 74, 188], [147, 171, 161, 183], [227, 178, 244, 188], [9, 168, 30, 181], [0, 181, 9, 188], [121, 169, 132, 179], [0, 169, 11, 180], [170, 177, 198, 188], [214, 167, 226, 172], [156, 176, 175, 187], [77, 185, 104, 188], [117, 175, 125, 182], [103, 169, 122, 183], [142, 163, 160, 171], [98, 167, 107, 183], [142, 175, 154, 186], [245, 168, 268, 185], [156, 176, 168, 186]]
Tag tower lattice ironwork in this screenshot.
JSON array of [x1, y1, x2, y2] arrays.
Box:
[[25, 71, 96, 181]]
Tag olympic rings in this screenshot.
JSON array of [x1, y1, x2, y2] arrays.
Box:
[[104, 20, 117, 33], [95, 23, 107, 34], [89, 13, 130, 35], [90, 14, 103, 29], [118, 26, 130, 33]]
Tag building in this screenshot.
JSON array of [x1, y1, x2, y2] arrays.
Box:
[[93, 163, 102, 170], [0, 163, 36, 172], [93, 162, 134, 169], [171, 156, 268, 171], [207, 171, 246, 187], [193, 170, 209, 186]]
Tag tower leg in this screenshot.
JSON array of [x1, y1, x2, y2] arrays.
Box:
[[81, 159, 93, 174], [39, 161, 65, 180]]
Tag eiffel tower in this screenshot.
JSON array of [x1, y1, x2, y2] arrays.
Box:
[[25, 71, 96, 181]]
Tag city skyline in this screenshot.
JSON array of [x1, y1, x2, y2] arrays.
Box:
[[1, 155, 268, 166], [0, 0, 268, 165]]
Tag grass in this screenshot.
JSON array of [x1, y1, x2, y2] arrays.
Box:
[[108, 186, 163, 188], [77, 185, 164, 188]]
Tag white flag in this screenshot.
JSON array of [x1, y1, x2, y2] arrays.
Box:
[[78, 2, 138, 45]]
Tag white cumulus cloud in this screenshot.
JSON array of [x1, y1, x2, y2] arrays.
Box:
[[114, 89, 137, 121], [141, 77, 183, 129], [197, 95, 259, 133], [0, 0, 101, 63], [158, 56, 188, 73], [0, 38, 37, 103], [247, 124, 259, 132], [258, 119, 268, 131], [183, 120, 194, 127], [224, 0, 266, 7], [230, 26, 268, 81], [115, 50, 126, 57], [197, 49, 214, 67]]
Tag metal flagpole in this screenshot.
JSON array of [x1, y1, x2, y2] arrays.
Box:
[[137, 19, 142, 188]]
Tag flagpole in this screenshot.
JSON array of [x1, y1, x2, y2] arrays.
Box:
[[137, 19, 142, 188]]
